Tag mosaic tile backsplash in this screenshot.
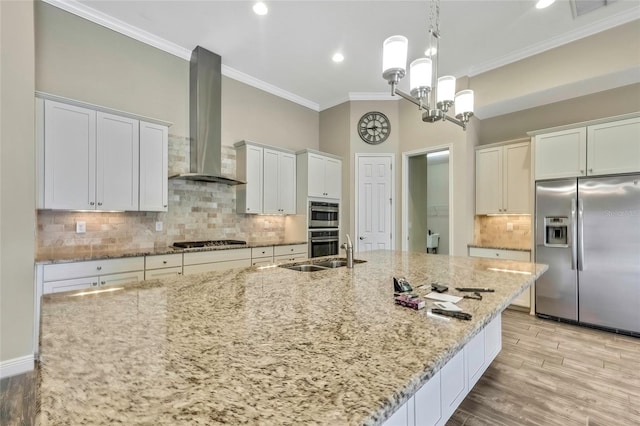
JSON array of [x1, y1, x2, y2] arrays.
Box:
[[36, 135, 288, 257], [473, 215, 532, 250]]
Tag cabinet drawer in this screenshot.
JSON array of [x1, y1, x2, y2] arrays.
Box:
[[468, 247, 530, 262], [274, 253, 308, 263], [183, 259, 251, 275], [183, 248, 251, 266], [145, 266, 182, 280], [252, 258, 274, 267], [43, 257, 145, 282], [43, 276, 99, 294], [274, 243, 307, 256], [251, 246, 274, 259], [145, 253, 182, 269]]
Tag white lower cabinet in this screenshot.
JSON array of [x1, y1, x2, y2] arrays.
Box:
[[183, 248, 252, 275], [145, 253, 182, 279], [273, 243, 308, 263], [251, 247, 274, 266], [383, 315, 502, 426]]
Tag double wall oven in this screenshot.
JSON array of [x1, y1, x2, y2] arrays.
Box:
[[308, 201, 339, 258]]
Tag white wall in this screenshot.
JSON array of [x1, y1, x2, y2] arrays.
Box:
[[1, 0, 36, 371]]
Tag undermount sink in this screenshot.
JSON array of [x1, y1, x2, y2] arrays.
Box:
[[280, 258, 366, 272]]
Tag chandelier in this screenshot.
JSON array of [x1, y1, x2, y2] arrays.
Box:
[[382, 0, 474, 130]]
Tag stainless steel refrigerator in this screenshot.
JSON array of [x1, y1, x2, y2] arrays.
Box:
[[535, 174, 640, 335]]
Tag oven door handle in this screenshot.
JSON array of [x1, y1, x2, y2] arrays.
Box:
[[310, 237, 339, 242], [310, 207, 339, 213]]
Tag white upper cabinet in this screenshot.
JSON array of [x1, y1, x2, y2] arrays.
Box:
[[303, 152, 342, 199], [534, 116, 640, 180], [587, 117, 640, 176], [42, 99, 97, 210], [476, 141, 530, 215], [235, 141, 295, 215], [96, 112, 139, 211], [139, 121, 169, 211], [263, 148, 296, 214], [37, 95, 170, 212], [534, 127, 587, 180]]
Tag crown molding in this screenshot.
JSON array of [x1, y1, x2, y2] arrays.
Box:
[[221, 66, 319, 111], [42, 0, 319, 112], [465, 8, 640, 77]]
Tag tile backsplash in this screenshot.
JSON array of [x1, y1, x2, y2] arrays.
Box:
[[474, 215, 532, 249], [36, 135, 289, 257]]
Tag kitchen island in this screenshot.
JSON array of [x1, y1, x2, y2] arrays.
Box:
[[38, 250, 547, 425]]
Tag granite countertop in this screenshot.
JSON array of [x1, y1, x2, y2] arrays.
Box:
[[38, 250, 547, 425], [35, 240, 308, 264], [468, 243, 532, 252]]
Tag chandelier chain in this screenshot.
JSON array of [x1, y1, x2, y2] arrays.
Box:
[[428, 0, 441, 35]]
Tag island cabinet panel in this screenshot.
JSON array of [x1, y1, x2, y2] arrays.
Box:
[[382, 315, 503, 426], [465, 329, 486, 389], [183, 248, 251, 275], [414, 373, 442, 425]]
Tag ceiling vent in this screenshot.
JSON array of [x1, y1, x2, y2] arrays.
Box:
[[571, 0, 616, 17]]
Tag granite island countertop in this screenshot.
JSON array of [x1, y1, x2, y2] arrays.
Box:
[[38, 250, 547, 425], [468, 243, 531, 252]]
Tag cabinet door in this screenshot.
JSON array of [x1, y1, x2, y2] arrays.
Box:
[[96, 112, 139, 211], [43, 276, 99, 294], [279, 152, 297, 213], [475, 147, 503, 214], [324, 158, 342, 199], [383, 400, 410, 426], [465, 330, 486, 390], [242, 145, 263, 213], [439, 350, 467, 423], [587, 117, 640, 176], [307, 154, 327, 197], [503, 142, 531, 214], [139, 121, 168, 211], [534, 128, 587, 180], [263, 149, 280, 214], [414, 372, 442, 426], [43, 100, 96, 210]]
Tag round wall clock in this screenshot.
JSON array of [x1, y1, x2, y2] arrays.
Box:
[[358, 111, 390, 145]]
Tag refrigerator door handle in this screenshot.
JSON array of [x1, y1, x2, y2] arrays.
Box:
[[571, 198, 577, 271], [577, 198, 584, 271]]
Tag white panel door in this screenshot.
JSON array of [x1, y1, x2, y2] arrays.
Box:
[[43, 100, 96, 210], [96, 112, 139, 211], [357, 155, 393, 252], [139, 121, 168, 211]]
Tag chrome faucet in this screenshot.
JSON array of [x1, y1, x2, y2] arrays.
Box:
[[341, 234, 354, 268]]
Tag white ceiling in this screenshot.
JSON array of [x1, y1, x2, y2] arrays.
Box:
[[50, 0, 639, 113]]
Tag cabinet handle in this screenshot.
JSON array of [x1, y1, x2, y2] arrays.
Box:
[[101, 281, 106, 285], [97, 266, 102, 271], [580, 169, 584, 174], [90, 201, 95, 206], [163, 205, 167, 208], [163, 260, 167, 264], [92, 282, 98, 287], [98, 202, 103, 206], [496, 253, 500, 257], [589, 168, 593, 173]]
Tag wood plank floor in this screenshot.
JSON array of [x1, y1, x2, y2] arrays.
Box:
[[447, 310, 640, 426], [1, 310, 639, 425]]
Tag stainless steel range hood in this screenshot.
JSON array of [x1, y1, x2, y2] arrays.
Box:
[[169, 46, 244, 185]]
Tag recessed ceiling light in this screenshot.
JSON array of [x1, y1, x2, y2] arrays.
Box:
[[253, 2, 268, 15], [535, 0, 556, 9], [332, 53, 344, 63]]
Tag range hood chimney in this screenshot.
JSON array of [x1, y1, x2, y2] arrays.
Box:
[[170, 46, 243, 185]]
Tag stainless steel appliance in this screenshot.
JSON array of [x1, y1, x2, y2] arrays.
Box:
[[308, 201, 339, 228], [308, 229, 339, 258], [535, 174, 640, 335]]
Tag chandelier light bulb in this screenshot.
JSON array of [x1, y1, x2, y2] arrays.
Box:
[[437, 76, 456, 104], [455, 90, 474, 116], [382, 35, 408, 76], [410, 58, 432, 92]]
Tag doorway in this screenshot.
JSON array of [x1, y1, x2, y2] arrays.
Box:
[[402, 146, 452, 254]]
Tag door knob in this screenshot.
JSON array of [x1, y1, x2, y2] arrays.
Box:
[[359, 236, 365, 240]]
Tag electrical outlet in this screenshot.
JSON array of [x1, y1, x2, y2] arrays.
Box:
[[506, 222, 514, 232], [155, 221, 163, 232], [76, 221, 86, 234]]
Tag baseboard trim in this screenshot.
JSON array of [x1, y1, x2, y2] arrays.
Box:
[[0, 355, 35, 379]]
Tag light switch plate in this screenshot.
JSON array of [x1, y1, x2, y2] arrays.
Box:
[[155, 221, 163, 232], [76, 221, 86, 234], [506, 222, 514, 232]]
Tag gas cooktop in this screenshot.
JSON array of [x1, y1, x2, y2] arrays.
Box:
[[172, 240, 247, 249]]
